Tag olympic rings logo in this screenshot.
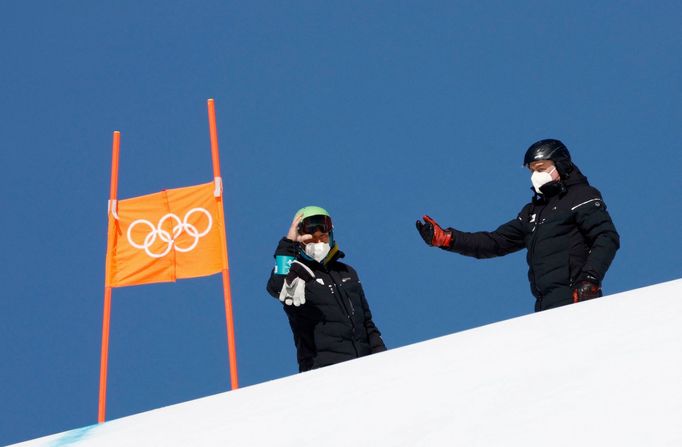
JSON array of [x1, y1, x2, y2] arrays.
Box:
[[127, 208, 213, 258]]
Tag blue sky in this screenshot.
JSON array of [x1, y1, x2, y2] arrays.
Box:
[[1, 1, 681, 444]]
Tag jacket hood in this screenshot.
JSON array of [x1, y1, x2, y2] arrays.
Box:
[[562, 164, 588, 187]]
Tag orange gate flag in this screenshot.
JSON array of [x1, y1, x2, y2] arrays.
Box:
[[106, 181, 226, 287]]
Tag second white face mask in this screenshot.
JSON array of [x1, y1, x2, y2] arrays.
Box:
[[531, 167, 556, 194], [304, 242, 330, 262]]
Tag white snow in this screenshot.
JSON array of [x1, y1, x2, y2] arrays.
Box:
[[13, 279, 682, 446]]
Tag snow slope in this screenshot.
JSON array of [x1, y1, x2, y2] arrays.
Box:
[[13, 279, 682, 446]]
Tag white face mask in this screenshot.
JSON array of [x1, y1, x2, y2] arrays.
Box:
[[531, 167, 556, 194], [304, 242, 330, 262]]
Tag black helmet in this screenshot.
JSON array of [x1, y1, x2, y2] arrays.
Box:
[[523, 139, 574, 176]]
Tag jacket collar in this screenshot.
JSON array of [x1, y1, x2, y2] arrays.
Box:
[[299, 243, 344, 268], [531, 167, 589, 204]]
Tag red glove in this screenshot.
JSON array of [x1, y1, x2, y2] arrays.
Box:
[[416, 215, 453, 248], [572, 275, 602, 303]]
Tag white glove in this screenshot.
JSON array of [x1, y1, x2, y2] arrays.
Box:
[[279, 276, 306, 306], [279, 261, 315, 307]]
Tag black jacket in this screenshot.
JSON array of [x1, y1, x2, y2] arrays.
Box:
[[266, 238, 386, 371], [446, 168, 620, 311]]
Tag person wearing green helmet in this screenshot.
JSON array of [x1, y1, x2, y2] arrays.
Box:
[[266, 206, 386, 372]]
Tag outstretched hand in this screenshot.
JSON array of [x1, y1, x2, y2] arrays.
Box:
[[416, 215, 453, 248], [287, 214, 313, 243]]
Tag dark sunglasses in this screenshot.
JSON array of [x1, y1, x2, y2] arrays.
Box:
[[298, 215, 333, 235]]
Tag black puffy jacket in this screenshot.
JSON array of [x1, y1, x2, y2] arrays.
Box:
[[446, 168, 620, 311], [266, 238, 386, 371]]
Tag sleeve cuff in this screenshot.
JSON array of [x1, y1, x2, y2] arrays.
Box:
[[274, 237, 298, 256]]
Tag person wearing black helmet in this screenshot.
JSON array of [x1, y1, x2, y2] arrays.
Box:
[[416, 139, 620, 311], [266, 206, 386, 371]]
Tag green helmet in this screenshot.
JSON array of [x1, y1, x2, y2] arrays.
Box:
[[294, 206, 330, 220]]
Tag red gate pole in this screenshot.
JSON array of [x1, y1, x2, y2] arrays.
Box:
[[207, 99, 239, 389], [98, 131, 120, 422]]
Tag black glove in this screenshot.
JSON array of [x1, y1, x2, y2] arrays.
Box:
[[286, 261, 315, 283], [572, 274, 602, 303]]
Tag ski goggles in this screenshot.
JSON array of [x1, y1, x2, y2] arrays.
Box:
[[298, 215, 333, 235]]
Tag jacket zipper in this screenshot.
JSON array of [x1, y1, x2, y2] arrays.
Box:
[[528, 203, 546, 298], [329, 272, 359, 357]]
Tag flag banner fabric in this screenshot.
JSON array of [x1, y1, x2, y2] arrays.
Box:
[[106, 181, 225, 287]]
